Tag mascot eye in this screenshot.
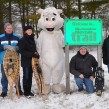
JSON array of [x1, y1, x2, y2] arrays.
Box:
[[45, 17, 49, 21], [51, 17, 55, 21]]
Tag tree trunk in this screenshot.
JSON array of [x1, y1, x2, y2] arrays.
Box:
[[21, 3, 25, 27], [9, 0, 12, 23], [78, 0, 82, 19], [26, 3, 29, 25], [53, 0, 57, 8], [0, 6, 4, 34], [40, 0, 45, 8], [66, 0, 71, 18]]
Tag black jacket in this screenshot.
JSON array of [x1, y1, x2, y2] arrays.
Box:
[[70, 51, 98, 78], [102, 36, 109, 65], [19, 34, 37, 67]]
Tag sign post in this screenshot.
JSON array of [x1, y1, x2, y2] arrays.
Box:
[[65, 46, 70, 94], [64, 19, 103, 94]]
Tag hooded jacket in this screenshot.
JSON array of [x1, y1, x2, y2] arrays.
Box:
[[70, 51, 98, 78]]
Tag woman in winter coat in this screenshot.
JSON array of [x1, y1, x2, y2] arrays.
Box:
[[19, 26, 39, 97], [70, 46, 98, 93]]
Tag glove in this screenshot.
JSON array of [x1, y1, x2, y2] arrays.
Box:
[[32, 52, 40, 59], [4, 45, 19, 51]]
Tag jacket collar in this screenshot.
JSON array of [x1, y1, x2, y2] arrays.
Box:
[[5, 32, 13, 39], [24, 33, 35, 40], [77, 51, 89, 59]]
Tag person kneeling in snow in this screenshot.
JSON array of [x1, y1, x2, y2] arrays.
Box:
[[70, 46, 98, 93]]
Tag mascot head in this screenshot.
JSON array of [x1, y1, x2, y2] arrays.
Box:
[[37, 7, 63, 32]]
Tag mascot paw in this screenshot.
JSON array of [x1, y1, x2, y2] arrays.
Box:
[[52, 84, 65, 94], [45, 84, 51, 94]]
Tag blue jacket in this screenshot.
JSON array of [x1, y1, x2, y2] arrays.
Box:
[[0, 33, 21, 64]]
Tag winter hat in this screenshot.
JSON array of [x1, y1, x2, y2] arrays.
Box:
[[23, 26, 33, 32], [78, 46, 89, 51]]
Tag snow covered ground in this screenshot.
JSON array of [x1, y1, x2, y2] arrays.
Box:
[[0, 49, 109, 109]]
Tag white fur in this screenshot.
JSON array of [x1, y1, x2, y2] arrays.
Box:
[[37, 7, 64, 31], [37, 7, 65, 92]]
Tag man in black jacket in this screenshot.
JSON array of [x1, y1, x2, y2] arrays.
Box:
[[102, 35, 109, 72], [70, 46, 98, 93]]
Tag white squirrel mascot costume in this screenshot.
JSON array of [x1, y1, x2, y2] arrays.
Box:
[[37, 7, 65, 94]]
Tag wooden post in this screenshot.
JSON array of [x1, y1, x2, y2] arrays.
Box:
[[97, 46, 102, 67], [65, 46, 70, 94]]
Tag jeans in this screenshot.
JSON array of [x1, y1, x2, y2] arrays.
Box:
[[1, 64, 21, 92], [74, 77, 94, 93], [22, 66, 33, 94]]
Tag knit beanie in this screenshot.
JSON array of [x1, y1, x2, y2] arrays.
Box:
[[23, 26, 33, 32], [78, 46, 89, 51]]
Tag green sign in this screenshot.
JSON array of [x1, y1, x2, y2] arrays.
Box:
[[64, 19, 103, 45]]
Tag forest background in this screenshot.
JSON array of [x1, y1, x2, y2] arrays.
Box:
[[0, 0, 109, 37]]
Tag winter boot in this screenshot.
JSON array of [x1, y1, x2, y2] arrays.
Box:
[[52, 84, 65, 94], [28, 85, 34, 96], [0, 92, 7, 97], [29, 92, 34, 96], [23, 84, 30, 96]]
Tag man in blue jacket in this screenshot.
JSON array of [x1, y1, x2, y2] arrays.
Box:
[[0, 23, 23, 97]]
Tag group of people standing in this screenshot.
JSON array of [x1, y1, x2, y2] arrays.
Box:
[[0, 23, 39, 98], [0, 22, 108, 98]]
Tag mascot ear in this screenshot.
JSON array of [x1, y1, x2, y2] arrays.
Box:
[[37, 9, 44, 14], [57, 9, 63, 14]]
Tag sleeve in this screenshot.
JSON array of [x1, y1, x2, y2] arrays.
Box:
[[102, 39, 108, 64], [0, 39, 5, 51], [13, 33, 22, 48], [70, 56, 81, 76], [13, 33, 22, 39], [18, 39, 34, 58], [102, 39, 107, 57]]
